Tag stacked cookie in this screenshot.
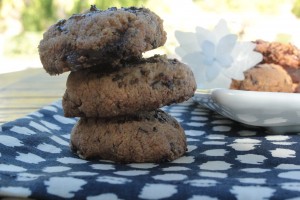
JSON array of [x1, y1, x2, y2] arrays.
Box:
[[38, 6, 196, 163]]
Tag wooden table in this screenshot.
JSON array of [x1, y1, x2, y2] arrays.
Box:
[[0, 68, 68, 125]]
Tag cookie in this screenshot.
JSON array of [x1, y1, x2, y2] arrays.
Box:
[[254, 39, 300, 84], [230, 64, 294, 92], [63, 55, 196, 118], [70, 109, 187, 163], [254, 39, 300, 69], [38, 6, 167, 75]]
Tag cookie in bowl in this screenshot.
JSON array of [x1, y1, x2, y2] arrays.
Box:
[[230, 63, 294, 92]]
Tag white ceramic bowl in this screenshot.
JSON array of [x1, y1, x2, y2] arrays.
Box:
[[194, 88, 300, 133]]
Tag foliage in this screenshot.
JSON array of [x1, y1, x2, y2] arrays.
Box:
[[14, 0, 147, 32], [193, 0, 300, 18], [292, 0, 300, 18], [69, 0, 146, 15], [21, 0, 56, 32], [194, 0, 288, 14], [4, 32, 41, 56]]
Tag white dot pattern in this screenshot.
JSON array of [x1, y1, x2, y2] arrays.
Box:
[[0, 100, 300, 199]]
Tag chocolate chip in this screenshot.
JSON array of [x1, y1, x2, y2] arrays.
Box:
[[140, 69, 150, 76], [108, 7, 118, 12], [250, 75, 258, 85], [122, 7, 143, 14], [159, 156, 171, 163], [170, 59, 179, 64], [130, 78, 139, 85], [55, 19, 66, 32], [90, 5, 100, 12], [150, 80, 160, 89], [112, 74, 124, 82], [118, 82, 126, 88], [163, 79, 174, 89], [154, 111, 168, 123], [151, 39, 158, 48], [138, 127, 149, 133]]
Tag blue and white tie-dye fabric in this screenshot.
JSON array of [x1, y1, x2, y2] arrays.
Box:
[[1, 100, 300, 199]]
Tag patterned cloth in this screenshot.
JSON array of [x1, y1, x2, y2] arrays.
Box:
[[1, 100, 300, 200]]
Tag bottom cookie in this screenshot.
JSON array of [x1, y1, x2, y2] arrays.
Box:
[[70, 109, 187, 163]]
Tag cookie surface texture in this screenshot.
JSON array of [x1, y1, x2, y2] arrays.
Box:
[[38, 7, 167, 75], [63, 55, 196, 118], [70, 109, 187, 163]]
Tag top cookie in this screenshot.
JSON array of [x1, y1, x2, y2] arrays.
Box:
[[38, 6, 167, 75]]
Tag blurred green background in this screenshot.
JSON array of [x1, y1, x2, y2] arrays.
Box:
[[1, 0, 300, 73]]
